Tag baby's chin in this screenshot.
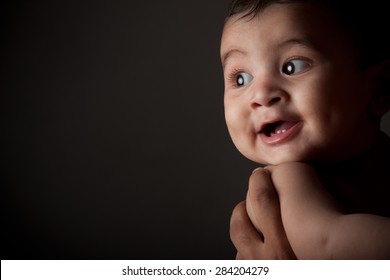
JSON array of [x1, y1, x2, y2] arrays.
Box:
[[247, 154, 313, 166]]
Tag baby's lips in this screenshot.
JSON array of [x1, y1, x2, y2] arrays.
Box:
[[259, 120, 303, 145]]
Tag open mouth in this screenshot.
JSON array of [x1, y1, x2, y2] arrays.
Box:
[[259, 120, 302, 144], [261, 121, 297, 137]]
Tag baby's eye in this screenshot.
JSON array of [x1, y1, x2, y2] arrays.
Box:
[[282, 59, 311, 75], [235, 72, 253, 87]]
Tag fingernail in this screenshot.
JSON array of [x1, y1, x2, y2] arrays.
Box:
[[252, 167, 263, 174]]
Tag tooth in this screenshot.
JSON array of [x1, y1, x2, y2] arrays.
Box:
[[275, 129, 287, 134]]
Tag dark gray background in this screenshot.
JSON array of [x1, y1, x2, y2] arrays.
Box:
[[2, 0, 390, 260]]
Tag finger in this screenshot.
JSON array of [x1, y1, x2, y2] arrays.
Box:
[[246, 168, 283, 238], [230, 201, 264, 259]]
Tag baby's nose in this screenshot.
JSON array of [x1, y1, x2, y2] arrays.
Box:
[[250, 91, 284, 109]]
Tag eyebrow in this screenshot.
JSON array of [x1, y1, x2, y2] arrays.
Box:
[[221, 38, 317, 69], [221, 49, 247, 69], [279, 38, 316, 51]]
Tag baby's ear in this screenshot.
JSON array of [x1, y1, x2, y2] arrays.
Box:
[[369, 60, 390, 117]]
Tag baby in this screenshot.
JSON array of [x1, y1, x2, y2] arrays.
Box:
[[221, 0, 390, 259]]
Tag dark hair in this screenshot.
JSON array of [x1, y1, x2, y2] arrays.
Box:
[[224, 0, 390, 67]]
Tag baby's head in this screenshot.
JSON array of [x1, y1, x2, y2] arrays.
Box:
[[221, 0, 390, 165]]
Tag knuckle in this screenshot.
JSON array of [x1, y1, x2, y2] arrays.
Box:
[[248, 180, 274, 204]]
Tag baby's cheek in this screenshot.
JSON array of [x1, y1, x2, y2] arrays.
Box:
[[225, 116, 243, 143]]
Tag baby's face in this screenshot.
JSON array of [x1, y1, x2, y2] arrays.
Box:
[[221, 3, 378, 165]]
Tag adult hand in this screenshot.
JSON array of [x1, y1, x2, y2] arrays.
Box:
[[230, 168, 297, 259]]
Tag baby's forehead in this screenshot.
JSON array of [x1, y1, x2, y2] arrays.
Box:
[[221, 3, 356, 58]]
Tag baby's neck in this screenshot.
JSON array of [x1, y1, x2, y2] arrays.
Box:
[[311, 132, 390, 216]]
